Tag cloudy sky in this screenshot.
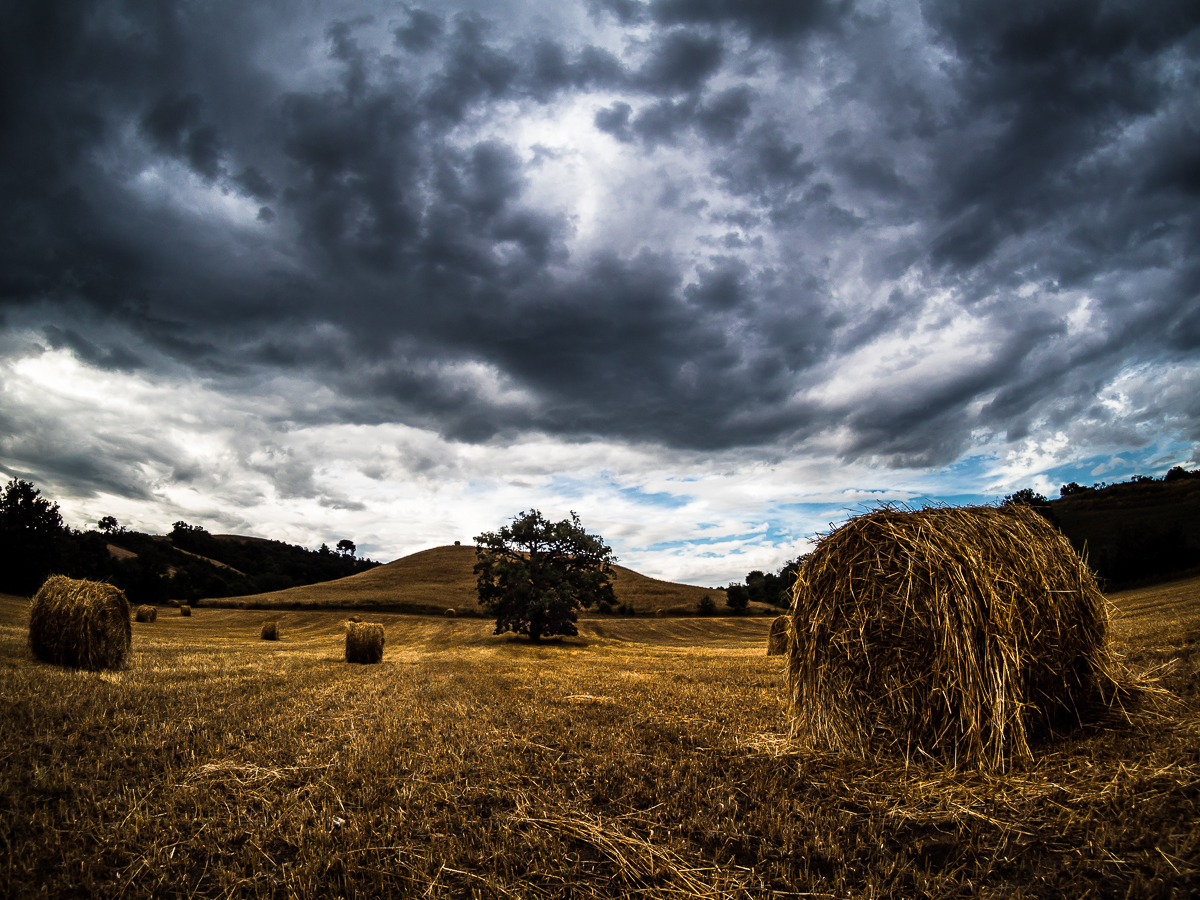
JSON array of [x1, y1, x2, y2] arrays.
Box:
[[2, 0, 1198, 585]]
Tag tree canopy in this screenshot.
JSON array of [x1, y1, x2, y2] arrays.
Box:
[[0, 479, 67, 594], [474, 510, 615, 641]]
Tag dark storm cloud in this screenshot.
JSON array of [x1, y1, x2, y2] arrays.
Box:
[[2, 0, 1199, 479]]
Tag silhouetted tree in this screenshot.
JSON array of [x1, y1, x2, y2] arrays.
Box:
[[475, 510, 615, 641], [336, 539, 357, 557], [98, 515, 119, 534], [0, 479, 66, 594], [725, 582, 749, 612]]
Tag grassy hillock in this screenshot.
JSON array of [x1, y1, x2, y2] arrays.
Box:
[[211, 544, 737, 615]]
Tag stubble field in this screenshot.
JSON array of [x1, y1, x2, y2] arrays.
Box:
[[1, 583, 1198, 899]]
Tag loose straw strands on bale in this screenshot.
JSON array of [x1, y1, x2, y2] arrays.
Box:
[[29, 576, 132, 671], [786, 504, 1149, 771], [345, 621, 385, 663], [261, 620, 279, 641], [135, 605, 157, 623], [767, 614, 790, 656], [180, 605, 191, 617]]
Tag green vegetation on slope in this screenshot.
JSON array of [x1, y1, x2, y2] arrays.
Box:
[[0, 477, 379, 603]]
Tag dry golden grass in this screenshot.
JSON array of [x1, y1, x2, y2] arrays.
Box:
[[0, 575, 1196, 899], [214, 544, 737, 615]]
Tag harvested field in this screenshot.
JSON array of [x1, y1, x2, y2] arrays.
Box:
[[0, 575, 1196, 898]]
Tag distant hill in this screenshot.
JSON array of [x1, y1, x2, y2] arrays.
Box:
[[1050, 477, 1200, 588], [211, 544, 744, 616]]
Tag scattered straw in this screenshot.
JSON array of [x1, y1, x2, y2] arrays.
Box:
[[345, 621, 385, 663], [29, 575, 132, 671]]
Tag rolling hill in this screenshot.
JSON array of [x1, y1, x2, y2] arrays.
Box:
[[209, 544, 741, 615]]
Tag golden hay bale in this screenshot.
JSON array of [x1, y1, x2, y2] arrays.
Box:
[[656, 608, 666, 618], [135, 605, 157, 623], [767, 614, 790, 656], [345, 621, 385, 664], [261, 620, 279, 641], [786, 504, 1132, 770], [444, 608, 456, 617], [29, 576, 132, 671], [180, 604, 192, 617]]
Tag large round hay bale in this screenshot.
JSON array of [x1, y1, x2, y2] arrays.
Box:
[[261, 620, 279, 641], [767, 614, 790, 656], [786, 505, 1123, 770], [345, 621, 385, 664], [29, 576, 132, 671], [180, 604, 192, 617], [135, 605, 156, 623]]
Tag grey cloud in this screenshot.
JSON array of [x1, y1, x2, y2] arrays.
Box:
[[636, 29, 723, 94], [395, 8, 444, 52], [2, 0, 1199, 475]]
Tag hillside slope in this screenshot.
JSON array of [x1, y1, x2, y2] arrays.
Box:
[[1051, 478, 1200, 586], [210, 544, 730, 615]]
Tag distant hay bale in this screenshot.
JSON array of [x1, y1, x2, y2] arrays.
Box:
[[261, 620, 279, 641], [345, 621, 385, 664], [347, 614, 362, 623], [444, 608, 456, 617], [786, 504, 1134, 770], [135, 605, 157, 623], [656, 608, 665, 618], [767, 615, 789, 656], [237, 601, 248, 610], [29, 575, 132, 671], [180, 605, 192, 617]]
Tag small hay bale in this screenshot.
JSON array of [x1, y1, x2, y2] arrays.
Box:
[[655, 608, 666, 618], [347, 614, 362, 623], [180, 604, 192, 617], [135, 605, 154, 623], [786, 504, 1133, 770], [444, 608, 456, 617], [767, 614, 789, 656], [29, 575, 132, 671], [261, 620, 279, 641], [345, 621, 385, 664]]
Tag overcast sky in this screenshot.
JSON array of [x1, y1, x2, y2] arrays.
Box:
[[2, 0, 1198, 585]]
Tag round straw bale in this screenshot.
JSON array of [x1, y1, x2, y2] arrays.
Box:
[[656, 608, 665, 618], [767, 614, 790, 656], [345, 621, 385, 664], [180, 604, 192, 617], [261, 620, 279, 641], [29, 575, 132, 671], [135, 605, 152, 623], [786, 504, 1123, 770], [444, 608, 456, 617]]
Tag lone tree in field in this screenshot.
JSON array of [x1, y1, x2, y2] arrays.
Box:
[[475, 510, 615, 641]]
